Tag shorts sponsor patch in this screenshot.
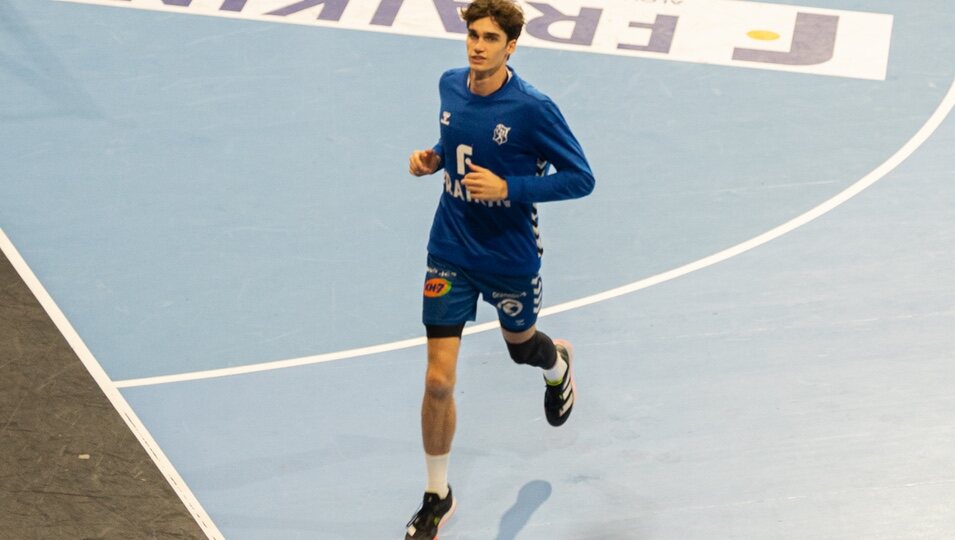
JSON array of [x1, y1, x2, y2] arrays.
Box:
[[496, 298, 524, 317], [424, 278, 452, 298]]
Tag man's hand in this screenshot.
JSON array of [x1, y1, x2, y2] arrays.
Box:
[[462, 162, 508, 201], [409, 149, 442, 176]]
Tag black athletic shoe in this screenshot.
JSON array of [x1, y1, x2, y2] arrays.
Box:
[[405, 487, 456, 539], [545, 340, 576, 426]]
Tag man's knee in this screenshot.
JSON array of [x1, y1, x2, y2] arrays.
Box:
[[424, 369, 455, 399], [425, 331, 461, 399], [506, 330, 557, 369]]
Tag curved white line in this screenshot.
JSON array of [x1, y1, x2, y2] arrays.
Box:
[[114, 79, 955, 389]]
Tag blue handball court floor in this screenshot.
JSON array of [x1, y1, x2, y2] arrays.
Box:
[[1, 0, 954, 538]]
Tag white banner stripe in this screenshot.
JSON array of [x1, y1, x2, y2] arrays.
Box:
[[59, 0, 893, 80]]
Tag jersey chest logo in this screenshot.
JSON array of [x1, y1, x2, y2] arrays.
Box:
[[492, 123, 511, 145]]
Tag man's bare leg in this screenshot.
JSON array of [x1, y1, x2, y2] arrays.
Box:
[[421, 336, 460, 498]]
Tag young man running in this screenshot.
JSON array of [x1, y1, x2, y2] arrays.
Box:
[[405, 1, 595, 537]]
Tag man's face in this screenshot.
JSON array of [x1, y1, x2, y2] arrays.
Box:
[[467, 16, 517, 76]]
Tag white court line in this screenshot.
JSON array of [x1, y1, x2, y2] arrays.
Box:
[[115, 78, 954, 388], [0, 230, 225, 540]]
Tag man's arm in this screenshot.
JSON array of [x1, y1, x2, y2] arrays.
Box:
[[505, 99, 595, 203]]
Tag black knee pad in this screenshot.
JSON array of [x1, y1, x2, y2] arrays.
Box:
[[506, 331, 558, 369]]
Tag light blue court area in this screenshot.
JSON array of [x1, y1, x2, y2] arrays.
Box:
[[2, 0, 955, 538]]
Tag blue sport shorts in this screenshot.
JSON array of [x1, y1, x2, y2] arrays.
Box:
[[422, 254, 542, 332]]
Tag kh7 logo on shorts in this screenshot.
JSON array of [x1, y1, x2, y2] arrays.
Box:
[[424, 278, 452, 298]]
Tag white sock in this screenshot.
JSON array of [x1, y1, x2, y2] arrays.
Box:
[[544, 355, 567, 384], [425, 453, 450, 499]]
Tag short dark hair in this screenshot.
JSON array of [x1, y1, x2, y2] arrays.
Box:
[[461, 0, 524, 42]]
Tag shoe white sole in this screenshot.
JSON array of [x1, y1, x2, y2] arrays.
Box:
[[435, 497, 457, 539]]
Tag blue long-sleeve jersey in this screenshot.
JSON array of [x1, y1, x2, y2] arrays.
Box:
[[427, 67, 595, 276]]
